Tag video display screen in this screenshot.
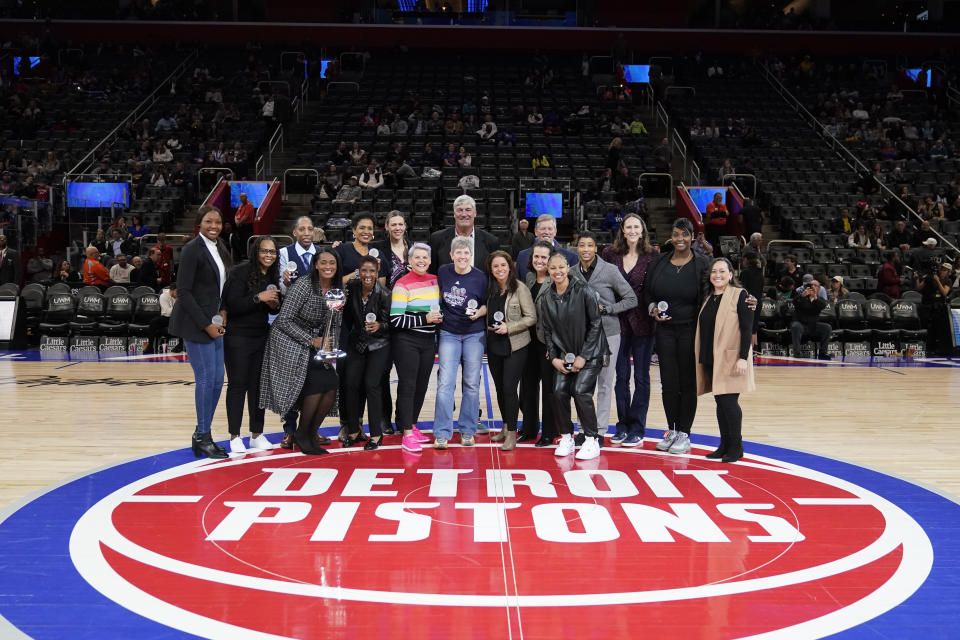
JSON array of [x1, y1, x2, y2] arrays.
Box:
[[623, 65, 651, 83], [229, 181, 271, 208], [66, 182, 130, 208], [686, 187, 726, 214], [525, 193, 562, 219]]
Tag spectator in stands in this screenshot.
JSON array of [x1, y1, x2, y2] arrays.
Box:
[[55, 260, 82, 285], [376, 120, 391, 137], [774, 276, 795, 300], [422, 143, 442, 168], [330, 141, 348, 166], [128, 216, 150, 239], [646, 218, 713, 455], [912, 222, 937, 248], [26, 247, 53, 285], [426, 111, 443, 134], [261, 94, 276, 122], [795, 273, 828, 300], [130, 257, 142, 281], [358, 163, 383, 190], [704, 191, 729, 249], [82, 245, 112, 287], [510, 218, 534, 258], [222, 235, 279, 454], [531, 148, 549, 170], [696, 257, 754, 464], [741, 198, 764, 238], [42, 151, 60, 176], [847, 222, 871, 249], [155, 113, 178, 133], [152, 233, 174, 287], [826, 275, 849, 303], [692, 231, 714, 257], [457, 146, 472, 168], [16, 176, 37, 199], [779, 254, 802, 283], [349, 141, 367, 167], [875, 252, 901, 299], [477, 115, 498, 142], [429, 195, 499, 273], [390, 242, 441, 453], [153, 143, 173, 164], [576, 230, 637, 443], [526, 106, 543, 125], [606, 137, 623, 172], [833, 208, 854, 235], [442, 144, 458, 168], [90, 228, 108, 257], [887, 220, 912, 252], [139, 248, 162, 289], [109, 254, 135, 284], [614, 166, 638, 204], [108, 228, 135, 258], [335, 176, 361, 203], [629, 115, 648, 136], [516, 213, 578, 280], [610, 116, 629, 136], [790, 278, 831, 360], [540, 250, 607, 461], [718, 159, 735, 182], [921, 263, 952, 355], [169, 206, 232, 459], [233, 192, 256, 259]]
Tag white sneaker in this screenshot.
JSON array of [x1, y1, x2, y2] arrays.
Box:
[[554, 434, 575, 457], [575, 437, 600, 460], [248, 434, 273, 450], [656, 430, 677, 451], [228, 437, 247, 455], [668, 432, 691, 454]]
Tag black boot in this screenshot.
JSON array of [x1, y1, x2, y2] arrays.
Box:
[[721, 440, 744, 463], [705, 435, 729, 459], [192, 431, 228, 459], [295, 429, 329, 455]]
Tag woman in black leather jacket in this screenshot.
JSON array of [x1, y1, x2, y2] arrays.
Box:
[[340, 255, 392, 449], [537, 252, 608, 461]]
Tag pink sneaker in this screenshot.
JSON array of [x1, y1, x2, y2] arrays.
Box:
[[411, 426, 430, 443], [401, 434, 423, 453]]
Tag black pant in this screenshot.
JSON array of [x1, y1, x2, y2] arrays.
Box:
[[520, 338, 556, 438], [655, 322, 697, 433], [715, 393, 742, 446], [224, 333, 266, 435], [488, 346, 528, 431], [341, 345, 392, 437], [552, 362, 601, 437], [790, 320, 831, 357], [392, 331, 436, 431]]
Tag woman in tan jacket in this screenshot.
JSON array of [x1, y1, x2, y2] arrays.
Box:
[[695, 258, 755, 463], [485, 250, 537, 450]]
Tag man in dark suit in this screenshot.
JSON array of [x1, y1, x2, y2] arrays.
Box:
[[139, 247, 162, 290], [0, 234, 22, 287], [428, 194, 499, 274], [516, 214, 578, 280]]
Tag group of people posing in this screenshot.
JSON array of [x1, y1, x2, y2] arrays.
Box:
[[170, 196, 756, 465]]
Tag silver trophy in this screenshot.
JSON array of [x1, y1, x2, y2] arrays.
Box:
[[266, 284, 278, 291], [563, 352, 576, 371], [466, 299, 478, 317], [211, 314, 225, 336], [492, 310, 505, 328], [365, 312, 377, 332], [285, 261, 299, 282], [368, 248, 380, 259], [657, 301, 669, 319], [430, 302, 442, 320], [314, 289, 347, 361]]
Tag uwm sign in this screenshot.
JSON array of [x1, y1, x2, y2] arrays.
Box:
[[63, 445, 933, 639]]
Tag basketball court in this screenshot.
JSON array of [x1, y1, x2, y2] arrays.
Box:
[[1, 351, 959, 639]]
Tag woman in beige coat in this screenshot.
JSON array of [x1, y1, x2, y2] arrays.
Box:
[[694, 258, 755, 463], [485, 250, 537, 450]]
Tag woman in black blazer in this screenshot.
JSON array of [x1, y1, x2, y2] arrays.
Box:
[[222, 235, 281, 454], [340, 255, 392, 450], [169, 206, 233, 459]]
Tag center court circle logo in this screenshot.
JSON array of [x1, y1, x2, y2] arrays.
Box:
[[0, 438, 954, 640]]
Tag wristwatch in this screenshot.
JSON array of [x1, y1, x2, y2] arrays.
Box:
[[253, 294, 260, 305]]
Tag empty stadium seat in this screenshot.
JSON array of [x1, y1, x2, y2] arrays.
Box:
[[99, 293, 134, 335], [38, 293, 76, 336], [69, 292, 106, 334], [129, 294, 161, 336]]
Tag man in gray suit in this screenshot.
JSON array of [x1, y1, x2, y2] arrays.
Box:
[[574, 231, 637, 441], [0, 235, 22, 287]]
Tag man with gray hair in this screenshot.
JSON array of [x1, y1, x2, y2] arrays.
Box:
[[515, 213, 578, 279], [428, 193, 499, 274]]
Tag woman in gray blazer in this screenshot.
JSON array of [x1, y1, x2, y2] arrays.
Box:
[[485, 251, 537, 450], [169, 206, 232, 459]]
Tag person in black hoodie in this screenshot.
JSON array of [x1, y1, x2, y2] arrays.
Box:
[[340, 256, 392, 450], [538, 252, 608, 461], [222, 235, 281, 454]]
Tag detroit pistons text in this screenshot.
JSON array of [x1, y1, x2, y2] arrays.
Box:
[[205, 466, 807, 543]]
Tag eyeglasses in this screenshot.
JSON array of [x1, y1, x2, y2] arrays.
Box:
[[258, 249, 278, 255]]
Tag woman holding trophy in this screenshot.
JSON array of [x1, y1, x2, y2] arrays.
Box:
[[340, 255, 392, 450], [260, 249, 344, 455], [484, 251, 537, 451]]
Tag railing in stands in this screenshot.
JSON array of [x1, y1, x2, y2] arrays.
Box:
[[65, 49, 198, 181], [200, 173, 228, 207], [690, 160, 701, 185], [639, 172, 675, 205], [197, 168, 233, 198], [721, 173, 758, 200], [766, 238, 816, 254], [643, 83, 655, 118], [267, 124, 284, 177], [300, 77, 309, 105], [291, 96, 301, 123], [254, 155, 265, 180], [756, 59, 960, 262], [671, 127, 687, 179], [654, 101, 669, 132]]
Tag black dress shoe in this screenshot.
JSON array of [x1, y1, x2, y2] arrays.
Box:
[[339, 434, 355, 448], [516, 432, 538, 443], [364, 438, 381, 451], [382, 424, 395, 435], [353, 431, 369, 442], [535, 436, 554, 447], [295, 430, 329, 455], [192, 432, 228, 459], [705, 446, 728, 459], [721, 442, 744, 463]]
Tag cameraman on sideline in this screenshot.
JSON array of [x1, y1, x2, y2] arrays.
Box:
[[790, 278, 831, 360]]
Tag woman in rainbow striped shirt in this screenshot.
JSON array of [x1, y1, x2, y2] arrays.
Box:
[[390, 242, 442, 453]]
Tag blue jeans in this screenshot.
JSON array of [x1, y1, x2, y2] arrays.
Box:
[[433, 330, 484, 440], [614, 331, 655, 437], [185, 338, 225, 434]]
